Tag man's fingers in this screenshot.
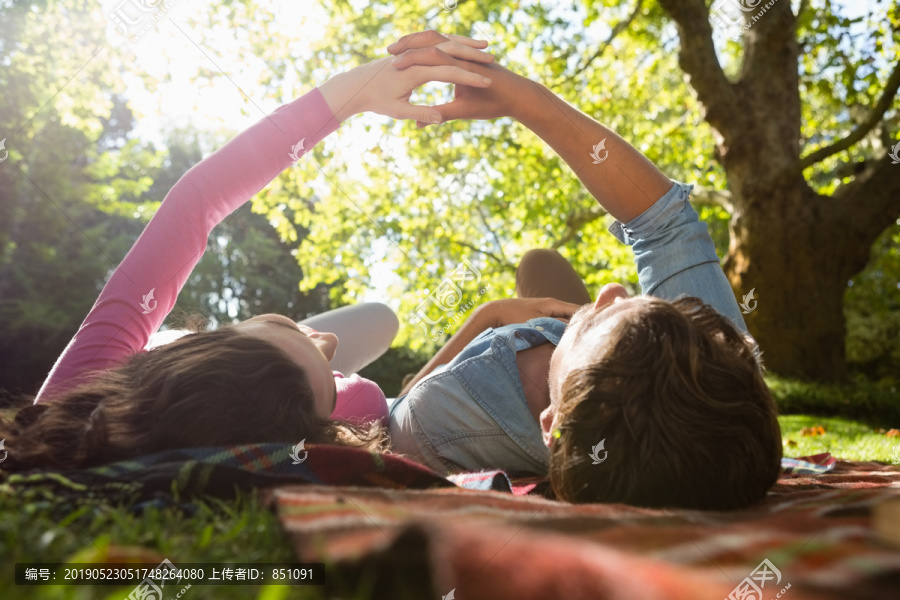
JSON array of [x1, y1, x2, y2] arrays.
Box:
[[387, 30, 488, 54], [387, 30, 449, 54], [442, 33, 490, 49], [405, 64, 492, 89]]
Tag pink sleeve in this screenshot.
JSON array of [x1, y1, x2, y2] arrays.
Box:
[[35, 89, 340, 403]]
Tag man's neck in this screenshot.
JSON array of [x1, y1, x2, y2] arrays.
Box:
[[515, 343, 554, 423]]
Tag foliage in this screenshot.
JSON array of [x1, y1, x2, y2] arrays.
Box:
[[0, 0, 159, 393], [358, 346, 429, 398], [0, 3, 328, 393], [844, 222, 900, 378], [766, 374, 900, 427]]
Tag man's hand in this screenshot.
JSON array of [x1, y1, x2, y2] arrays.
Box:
[[387, 30, 533, 126], [478, 298, 581, 328], [319, 32, 494, 124]]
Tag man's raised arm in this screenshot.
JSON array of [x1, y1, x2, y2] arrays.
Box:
[[510, 77, 672, 223], [390, 35, 672, 222]]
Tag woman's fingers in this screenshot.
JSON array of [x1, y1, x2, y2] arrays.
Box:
[[391, 102, 449, 124], [384, 64, 489, 124], [416, 100, 467, 125], [392, 43, 493, 70], [387, 30, 488, 54]]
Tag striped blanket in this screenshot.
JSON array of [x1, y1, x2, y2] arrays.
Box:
[[272, 454, 900, 600]]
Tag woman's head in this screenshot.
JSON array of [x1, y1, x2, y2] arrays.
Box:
[[231, 314, 339, 419], [1, 323, 384, 473]]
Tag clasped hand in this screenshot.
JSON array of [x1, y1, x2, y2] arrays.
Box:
[[320, 30, 525, 126]]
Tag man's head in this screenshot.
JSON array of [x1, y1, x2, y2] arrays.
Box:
[[543, 286, 781, 510]]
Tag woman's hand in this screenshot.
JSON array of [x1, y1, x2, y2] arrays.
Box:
[[477, 298, 581, 329], [319, 32, 495, 124], [387, 30, 532, 127]]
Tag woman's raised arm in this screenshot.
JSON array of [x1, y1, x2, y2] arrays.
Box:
[[35, 39, 493, 403]]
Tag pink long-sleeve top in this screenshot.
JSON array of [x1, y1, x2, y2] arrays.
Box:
[[35, 88, 388, 425]]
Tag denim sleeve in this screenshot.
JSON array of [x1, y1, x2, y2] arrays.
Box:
[[608, 181, 748, 334]]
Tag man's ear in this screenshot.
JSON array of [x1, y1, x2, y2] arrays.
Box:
[[540, 406, 556, 448]]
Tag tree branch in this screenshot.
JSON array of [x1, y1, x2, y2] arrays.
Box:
[[474, 202, 506, 262], [797, 60, 900, 171], [561, 0, 644, 85], [834, 156, 900, 245], [656, 0, 741, 138], [552, 204, 607, 249], [690, 186, 733, 213], [453, 240, 509, 270]]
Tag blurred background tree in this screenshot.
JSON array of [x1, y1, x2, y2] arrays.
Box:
[[0, 0, 330, 393], [0, 0, 897, 396]]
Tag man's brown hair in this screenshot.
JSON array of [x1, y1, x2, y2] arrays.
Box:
[[549, 296, 781, 510]]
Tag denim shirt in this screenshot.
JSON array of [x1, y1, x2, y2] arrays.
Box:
[[388, 181, 748, 475]]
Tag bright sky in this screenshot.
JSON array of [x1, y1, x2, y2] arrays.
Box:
[[110, 0, 412, 304], [117, 0, 330, 145]]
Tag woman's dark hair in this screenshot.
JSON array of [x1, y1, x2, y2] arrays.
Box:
[[0, 325, 386, 474], [549, 296, 782, 510]]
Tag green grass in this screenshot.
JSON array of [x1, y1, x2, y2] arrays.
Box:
[[778, 415, 899, 462], [0, 491, 355, 600], [766, 375, 900, 462]]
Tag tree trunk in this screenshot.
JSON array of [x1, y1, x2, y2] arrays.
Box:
[[655, 0, 900, 381], [724, 180, 855, 381]]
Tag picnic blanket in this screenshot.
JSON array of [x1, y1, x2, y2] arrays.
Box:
[[271, 455, 900, 600], [0, 443, 453, 512], [4, 445, 899, 598]]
